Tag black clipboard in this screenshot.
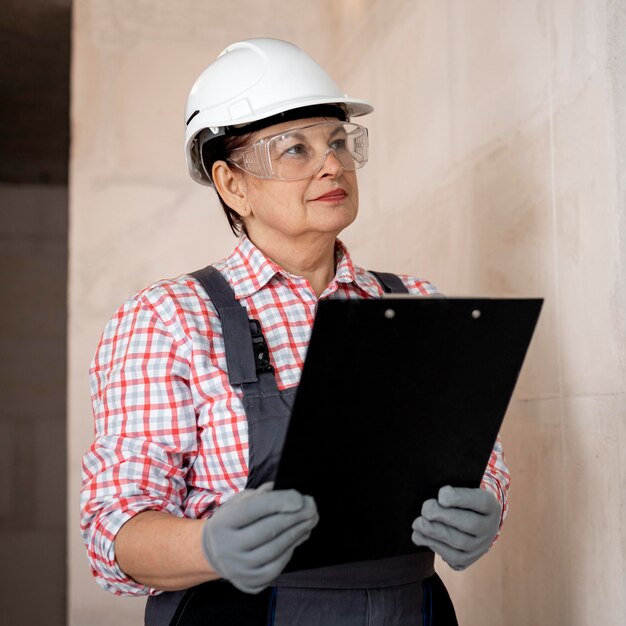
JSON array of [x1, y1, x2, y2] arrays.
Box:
[[273, 296, 543, 572]]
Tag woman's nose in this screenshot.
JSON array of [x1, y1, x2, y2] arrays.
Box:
[[316, 149, 344, 177]]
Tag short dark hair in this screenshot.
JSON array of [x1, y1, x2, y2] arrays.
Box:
[[201, 133, 252, 236], [201, 104, 348, 237]]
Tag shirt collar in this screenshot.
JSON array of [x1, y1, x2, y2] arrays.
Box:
[[226, 234, 379, 299], [225, 234, 283, 298], [334, 239, 381, 298]]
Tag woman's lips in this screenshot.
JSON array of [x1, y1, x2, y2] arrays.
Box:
[[311, 189, 348, 202]]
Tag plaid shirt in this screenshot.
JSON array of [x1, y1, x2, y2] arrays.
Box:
[[81, 235, 510, 596]]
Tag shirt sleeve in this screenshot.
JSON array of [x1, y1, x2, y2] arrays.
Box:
[[80, 294, 197, 596], [480, 434, 510, 530], [398, 274, 440, 296]]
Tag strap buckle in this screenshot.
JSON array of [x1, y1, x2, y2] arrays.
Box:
[[248, 319, 274, 374]]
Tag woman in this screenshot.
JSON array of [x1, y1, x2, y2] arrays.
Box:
[[81, 38, 509, 625]]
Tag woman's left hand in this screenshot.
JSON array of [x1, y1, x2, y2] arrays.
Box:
[[411, 486, 502, 571]]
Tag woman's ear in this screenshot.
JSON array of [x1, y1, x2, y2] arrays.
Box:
[[212, 161, 251, 217]]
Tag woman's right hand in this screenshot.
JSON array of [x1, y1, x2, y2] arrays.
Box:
[[201, 483, 319, 594]]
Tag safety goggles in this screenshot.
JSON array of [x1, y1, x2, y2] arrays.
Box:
[[226, 121, 369, 181]]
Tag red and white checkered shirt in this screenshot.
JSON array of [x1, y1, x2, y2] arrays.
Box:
[[81, 235, 510, 596]]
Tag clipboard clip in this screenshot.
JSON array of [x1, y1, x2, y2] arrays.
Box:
[[249, 319, 275, 374]]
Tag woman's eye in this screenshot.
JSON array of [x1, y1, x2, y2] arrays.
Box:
[[329, 138, 348, 151], [283, 143, 308, 156]]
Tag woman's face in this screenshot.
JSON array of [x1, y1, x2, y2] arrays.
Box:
[[230, 117, 360, 243]]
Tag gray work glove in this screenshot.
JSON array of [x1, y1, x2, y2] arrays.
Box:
[[201, 483, 319, 593], [411, 486, 502, 571]]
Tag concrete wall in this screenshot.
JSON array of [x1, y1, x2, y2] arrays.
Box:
[[331, 2, 626, 624], [69, 1, 626, 624]]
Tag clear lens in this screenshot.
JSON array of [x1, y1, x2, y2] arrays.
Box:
[[228, 121, 369, 180]]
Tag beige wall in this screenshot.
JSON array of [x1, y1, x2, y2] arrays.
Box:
[[69, 1, 626, 624]]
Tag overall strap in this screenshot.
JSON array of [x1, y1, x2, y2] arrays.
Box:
[[369, 270, 410, 294], [191, 265, 273, 386]]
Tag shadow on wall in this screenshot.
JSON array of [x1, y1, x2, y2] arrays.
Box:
[[0, 1, 71, 625]]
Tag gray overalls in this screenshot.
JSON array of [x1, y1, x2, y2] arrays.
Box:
[[144, 266, 458, 626]]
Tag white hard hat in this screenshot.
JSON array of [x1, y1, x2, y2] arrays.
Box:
[[184, 38, 374, 185]]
